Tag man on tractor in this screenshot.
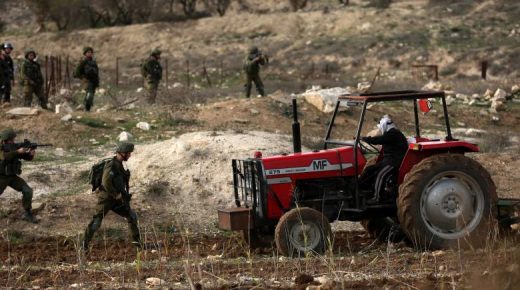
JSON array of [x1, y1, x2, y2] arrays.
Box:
[[360, 115, 408, 203]]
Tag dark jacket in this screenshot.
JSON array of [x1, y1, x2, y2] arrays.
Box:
[[5, 55, 14, 81], [363, 128, 408, 167]]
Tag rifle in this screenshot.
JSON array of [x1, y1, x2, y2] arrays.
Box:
[[2, 139, 53, 152]]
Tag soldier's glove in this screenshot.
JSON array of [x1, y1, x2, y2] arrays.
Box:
[[361, 136, 370, 143]]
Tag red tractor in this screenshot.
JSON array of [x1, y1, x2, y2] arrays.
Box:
[[218, 90, 520, 256]]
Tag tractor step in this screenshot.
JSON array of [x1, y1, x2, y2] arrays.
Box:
[[217, 207, 253, 231]]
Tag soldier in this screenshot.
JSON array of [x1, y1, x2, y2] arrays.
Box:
[[82, 142, 141, 251], [243, 46, 268, 98], [74, 47, 99, 112], [141, 49, 163, 104], [21, 49, 47, 109], [0, 128, 37, 223], [0, 50, 9, 104], [1, 43, 15, 105]]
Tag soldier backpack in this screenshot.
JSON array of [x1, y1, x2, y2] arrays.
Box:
[[88, 158, 111, 191]]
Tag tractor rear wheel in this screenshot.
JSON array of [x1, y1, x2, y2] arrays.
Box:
[[397, 154, 497, 249], [275, 207, 331, 256], [360, 218, 406, 243]]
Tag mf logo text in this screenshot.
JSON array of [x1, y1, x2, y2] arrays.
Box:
[[312, 159, 328, 170]]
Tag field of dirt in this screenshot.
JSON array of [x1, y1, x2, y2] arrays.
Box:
[[1, 0, 520, 289]]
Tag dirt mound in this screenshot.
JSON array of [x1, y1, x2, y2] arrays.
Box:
[[128, 130, 301, 229]]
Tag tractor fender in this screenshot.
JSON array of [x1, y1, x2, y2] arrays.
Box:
[[398, 141, 479, 183]]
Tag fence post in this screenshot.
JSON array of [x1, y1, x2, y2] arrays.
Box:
[[115, 57, 120, 87], [186, 59, 190, 88], [202, 59, 211, 87], [165, 58, 169, 89], [481, 61, 488, 80]]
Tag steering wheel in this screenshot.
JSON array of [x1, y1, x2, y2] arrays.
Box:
[[358, 138, 380, 155]]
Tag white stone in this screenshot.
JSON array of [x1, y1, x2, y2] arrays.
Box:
[[136, 122, 151, 131], [118, 131, 134, 142], [250, 109, 259, 115], [136, 87, 144, 93], [422, 81, 444, 91], [145, 277, 165, 286], [7, 107, 39, 116], [172, 82, 183, 88], [483, 89, 494, 99], [491, 100, 506, 111], [512, 85, 520, 94], [302, 87, 350, 113], [98, 88, 106, 95], [465, 128, 487, 136], [493, 88, 507, 101], [61, 114, 73, 122], [445, 95, 455, 106], [357, 82, 371, 92]]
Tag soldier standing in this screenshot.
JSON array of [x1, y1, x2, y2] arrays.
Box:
[[82, 142, 142, 251], [141, 49, 163, 104], [0, 128, 37, 223], [1, 43, 15, 105], [74, 47, 99, 112], [0, 50, 9, 104], [21, 49, 47, 109], [243, 46, 268, 98]]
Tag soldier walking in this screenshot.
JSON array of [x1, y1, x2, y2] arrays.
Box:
[[74, 47, 99, 112], [243, 46, 268, 98], [21, 49, 47, 109], [141, 49, 163, 104], [1, 43, 15, 105], [0, 128, 37, 223], [82, 142, 142, 251]]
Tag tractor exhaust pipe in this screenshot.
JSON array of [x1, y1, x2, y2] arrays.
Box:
[[292, 98, 302, 153]]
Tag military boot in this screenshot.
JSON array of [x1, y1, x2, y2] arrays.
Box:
[[22, 210, 38, 223]]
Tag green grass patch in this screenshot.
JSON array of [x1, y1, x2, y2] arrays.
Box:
[[76, 117, 113, 128], [5, 230, 26, 244], [164, 118, 198, 127]]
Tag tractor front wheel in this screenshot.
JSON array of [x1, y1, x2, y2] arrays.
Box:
[[275, 207, 331, 256], [397, 154, 497, 249]]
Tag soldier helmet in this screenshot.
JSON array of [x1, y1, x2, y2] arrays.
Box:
[[25, 48, 36, 58], [83, 46, 94, 55], [2, 42, 13, 50], [249, 46, 259, 55], [150, 48, 162, 57], [0, 128, 17, 142], [116, 142, 134, 153]]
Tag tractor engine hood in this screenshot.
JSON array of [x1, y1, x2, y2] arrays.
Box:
[[260, 147, 366, 183]]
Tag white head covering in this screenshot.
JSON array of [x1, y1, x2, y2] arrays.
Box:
[[377, 115, 396, 134]]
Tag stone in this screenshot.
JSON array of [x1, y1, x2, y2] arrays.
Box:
[[357, 82, 371, 92], [432, 250, 446, 257], [483, 89, 494, 100], [422, 81, 444, 91], [7, 107, 39, 116], [136, 87, 144, 93], [145, 277, 166, 286], [511, 85, 520, 94], [491, 100, 506, 111], [98, 88, 106, 95], [61, 114, 73, 122], [118, 131, 134, 142], [445, 95, 455, 106], [493, 88, 507, 102], [250, 109, 260, 115], [302, 87, 350, 113], [136, 122, 151, 131], [172, 82, 183, 88], [55, 103, 74, 114]]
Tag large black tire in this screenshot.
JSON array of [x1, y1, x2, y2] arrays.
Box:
[[274, 207, 331, 257], [397, 154, 497, 250]]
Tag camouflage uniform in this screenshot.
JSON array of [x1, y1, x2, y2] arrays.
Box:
[[141, 49, 163, 104], [1, 43, 14, 104], [74, 47, 99, 112], [0, 54, 9, 102], [243, 46, 267, 98], [82, 142, 141, 250], [21, 50, 47, 108], [0, 128, 36, 223]]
